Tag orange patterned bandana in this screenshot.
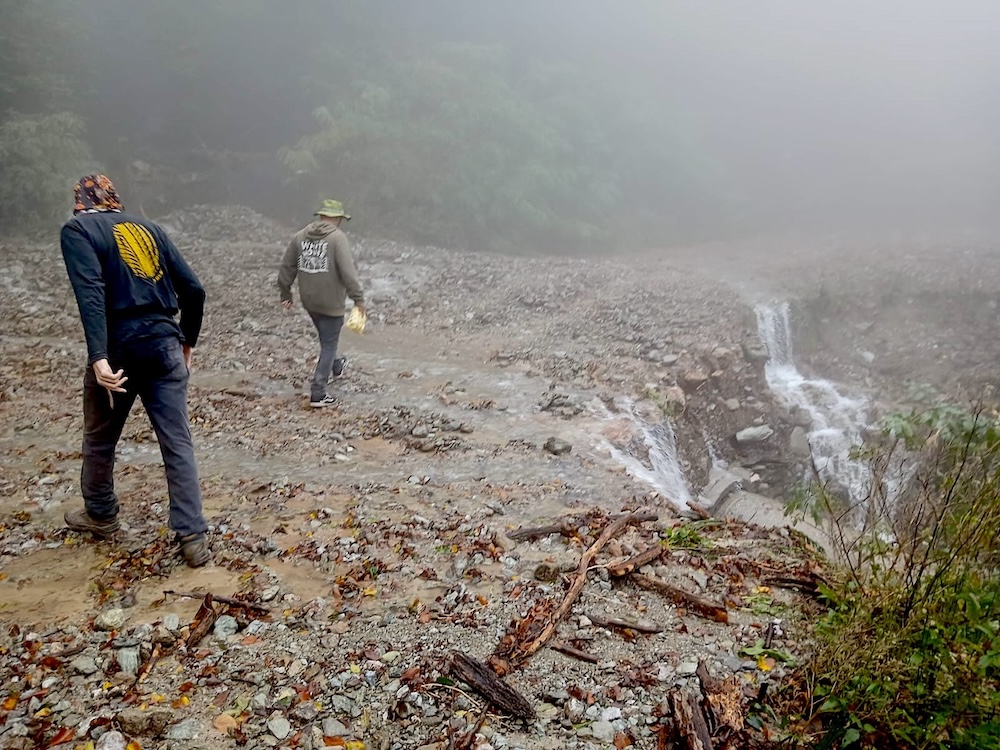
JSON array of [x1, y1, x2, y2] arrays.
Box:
[[73, 174, 123, 214]]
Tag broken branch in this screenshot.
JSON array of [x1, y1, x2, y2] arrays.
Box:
[[632, 574, 729, 623], [550, 641, 599, 663], [608, 545, 666, 577], [164, 589, 272, 613], [585, 614, 663, 634], [449, 652, 534, 719]]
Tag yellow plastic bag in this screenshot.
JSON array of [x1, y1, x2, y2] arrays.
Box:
[[346, 306, 367, 334]]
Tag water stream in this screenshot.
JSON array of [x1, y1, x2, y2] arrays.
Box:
[[755, 301, 873, 500]]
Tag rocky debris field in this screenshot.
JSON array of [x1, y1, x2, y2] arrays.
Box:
[[2, 206, 993, 749]]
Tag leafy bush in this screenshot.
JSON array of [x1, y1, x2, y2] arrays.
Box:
[[798, 404, 1000, 749], [0, 112, 96, 230]]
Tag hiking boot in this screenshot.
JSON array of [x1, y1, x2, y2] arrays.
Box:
[[65, 508, 120, 538], [309, 395, 338, 408], [178, 533, 211, 568], [332, 357, 348, 379]]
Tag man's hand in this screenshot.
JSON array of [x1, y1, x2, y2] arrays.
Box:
[[92, 358, 127, 407], [355, 304, 368, 316], [183, 344, 193, 371], [281, 299, 292, 310]]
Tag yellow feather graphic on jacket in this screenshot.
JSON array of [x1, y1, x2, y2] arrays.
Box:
[[114, 222, 164, 282]]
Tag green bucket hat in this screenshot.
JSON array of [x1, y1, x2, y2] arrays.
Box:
[[314, 199, 351, 220]]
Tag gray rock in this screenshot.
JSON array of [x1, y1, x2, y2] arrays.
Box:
[[214, 615, 239, 639], [677, 661, 699, 675], [96, 731, 126, 750], [735, 425, 774, 444], [71, 656, 99, 676], [543, 437, 572, 456], [723, 656, 744, 673], [410, 424, 430, 439], [322, 717, 349, 737], [94, 608, 127, 631], [267, 714, 292, 740], [724, 398, 741, 412], [591, 720, 616, 742], [789, 426, 811, 458], [116, 647, 140, 675], [162, 613, 180, 631], [261, 586, 280, 602], [165, 718, 199, 740]]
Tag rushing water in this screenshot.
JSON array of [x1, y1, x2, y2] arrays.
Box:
[[596, 397, 694, 511], [755, 301, 873, 500]]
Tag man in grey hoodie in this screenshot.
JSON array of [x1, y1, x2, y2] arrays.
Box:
[[277, 199, 367, 407]]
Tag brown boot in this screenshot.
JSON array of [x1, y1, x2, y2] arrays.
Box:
[[65, 509, 120, 538], [178, 534, 211, 568]]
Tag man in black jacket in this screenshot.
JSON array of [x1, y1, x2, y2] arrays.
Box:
[[59, 175, 210, 567]]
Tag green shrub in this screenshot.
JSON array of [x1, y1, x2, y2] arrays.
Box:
[[0, 112, 96, 230], [800, 404, 1000, 749]]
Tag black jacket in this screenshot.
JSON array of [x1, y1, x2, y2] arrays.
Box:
[[60, 211, 205, 364]]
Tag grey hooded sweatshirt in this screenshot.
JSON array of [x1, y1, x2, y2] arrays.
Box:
[[277, 221, 365, 317]]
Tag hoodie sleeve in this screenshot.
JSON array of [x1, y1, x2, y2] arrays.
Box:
[[158, 228, 206, 348], [60, 221, 110, 364], [277, 237, 299, 302], [333, 232, 365, 307]]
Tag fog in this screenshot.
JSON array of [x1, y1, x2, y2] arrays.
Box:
[[3, 0, 999, 249]]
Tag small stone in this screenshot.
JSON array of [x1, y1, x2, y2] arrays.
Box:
[[96, 731, 126, 750], [213, 615, 239, 639], [94, 608, 128, 631], [166, 718, 199, 740], [381, 650, 401, 664], [789, 426, 811, 457], [71, 656, 99, 676], [565, 698, 585, 723], [292, 702, 319, 722], [261, 586, 280, 602], [267, 713, 292, 740], [116, 647, 140, 675], [578, 616, 592, 628], [322, 717, 349, 737], [411, 424, 430, 439], [677, 661, 699, 675], [245, 619, 269, 635], [162, 613, 180, 631], [591, 720, 616, 742], [723, 656, 744, 673], [735, 425, 774, 444], [543, 437, 572, 456], [724, 398, 741, 412]]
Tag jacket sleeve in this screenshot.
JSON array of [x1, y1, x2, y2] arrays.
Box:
[[158, 229, 206, 348], [333, 233, 365, 306], [277, 238, 299, 302], [60, 222, 109, 364]]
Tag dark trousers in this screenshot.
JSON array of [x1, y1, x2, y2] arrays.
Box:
[[309, 312, 344, 401], [81, 336, 207, 537]]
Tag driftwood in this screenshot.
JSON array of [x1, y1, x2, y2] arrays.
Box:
[[550, 641, 599, 663], [164, 589, 272, 613], [669, 689, 714, 750], [585, 614, 663, 634], [632, 574, 729, 623], [491, 511, 656, 673], [506, 511, 657, 542], [178, 594, 218, 650], [449, 652, 534, 719], [608, 545, 666, 577]]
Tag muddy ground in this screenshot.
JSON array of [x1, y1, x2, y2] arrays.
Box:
[[2, 209, 996, 749]]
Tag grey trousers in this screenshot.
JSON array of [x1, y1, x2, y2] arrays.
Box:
[[81, 337, 207, 537], [309, 312, 344, 401]]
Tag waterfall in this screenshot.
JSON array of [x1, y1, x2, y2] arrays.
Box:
[[755, 301, 872, 500], [596, 397, 693, 511]]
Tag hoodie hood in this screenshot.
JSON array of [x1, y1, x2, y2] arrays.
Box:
[[304, 220, 338, 240]]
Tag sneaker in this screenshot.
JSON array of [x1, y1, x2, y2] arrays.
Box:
[[309, 395, 338, 408], [65, 508, 120, 538], [332, 357, 348, 379], [178, 533, 211, 568]]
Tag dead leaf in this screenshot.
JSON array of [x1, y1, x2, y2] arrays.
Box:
[[323, 738, 347, 748], [2, 693, 19, 710], [614, 732, 633, 748], [126, 741, 142, 750], [45, 726, 75, 747], [240, 635, 260, 645], [211, 689, 231, 708], [213, 713, 238, 733]]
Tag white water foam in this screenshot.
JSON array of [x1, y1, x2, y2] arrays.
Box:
[[594, 397, 693, 510], [755, 301, 872, 499]]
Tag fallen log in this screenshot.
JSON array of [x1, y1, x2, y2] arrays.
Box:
[[506, 511, 658, 542], [491, 511, 656, 673], [632, 574, 729, 623], [164, 589, 272, 613], [585, 614, 663, 634], [550, 641, 599, 664], [608, 545, 665, 577], [449, 653, 534, 719], [670, 689, 714, 750]]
